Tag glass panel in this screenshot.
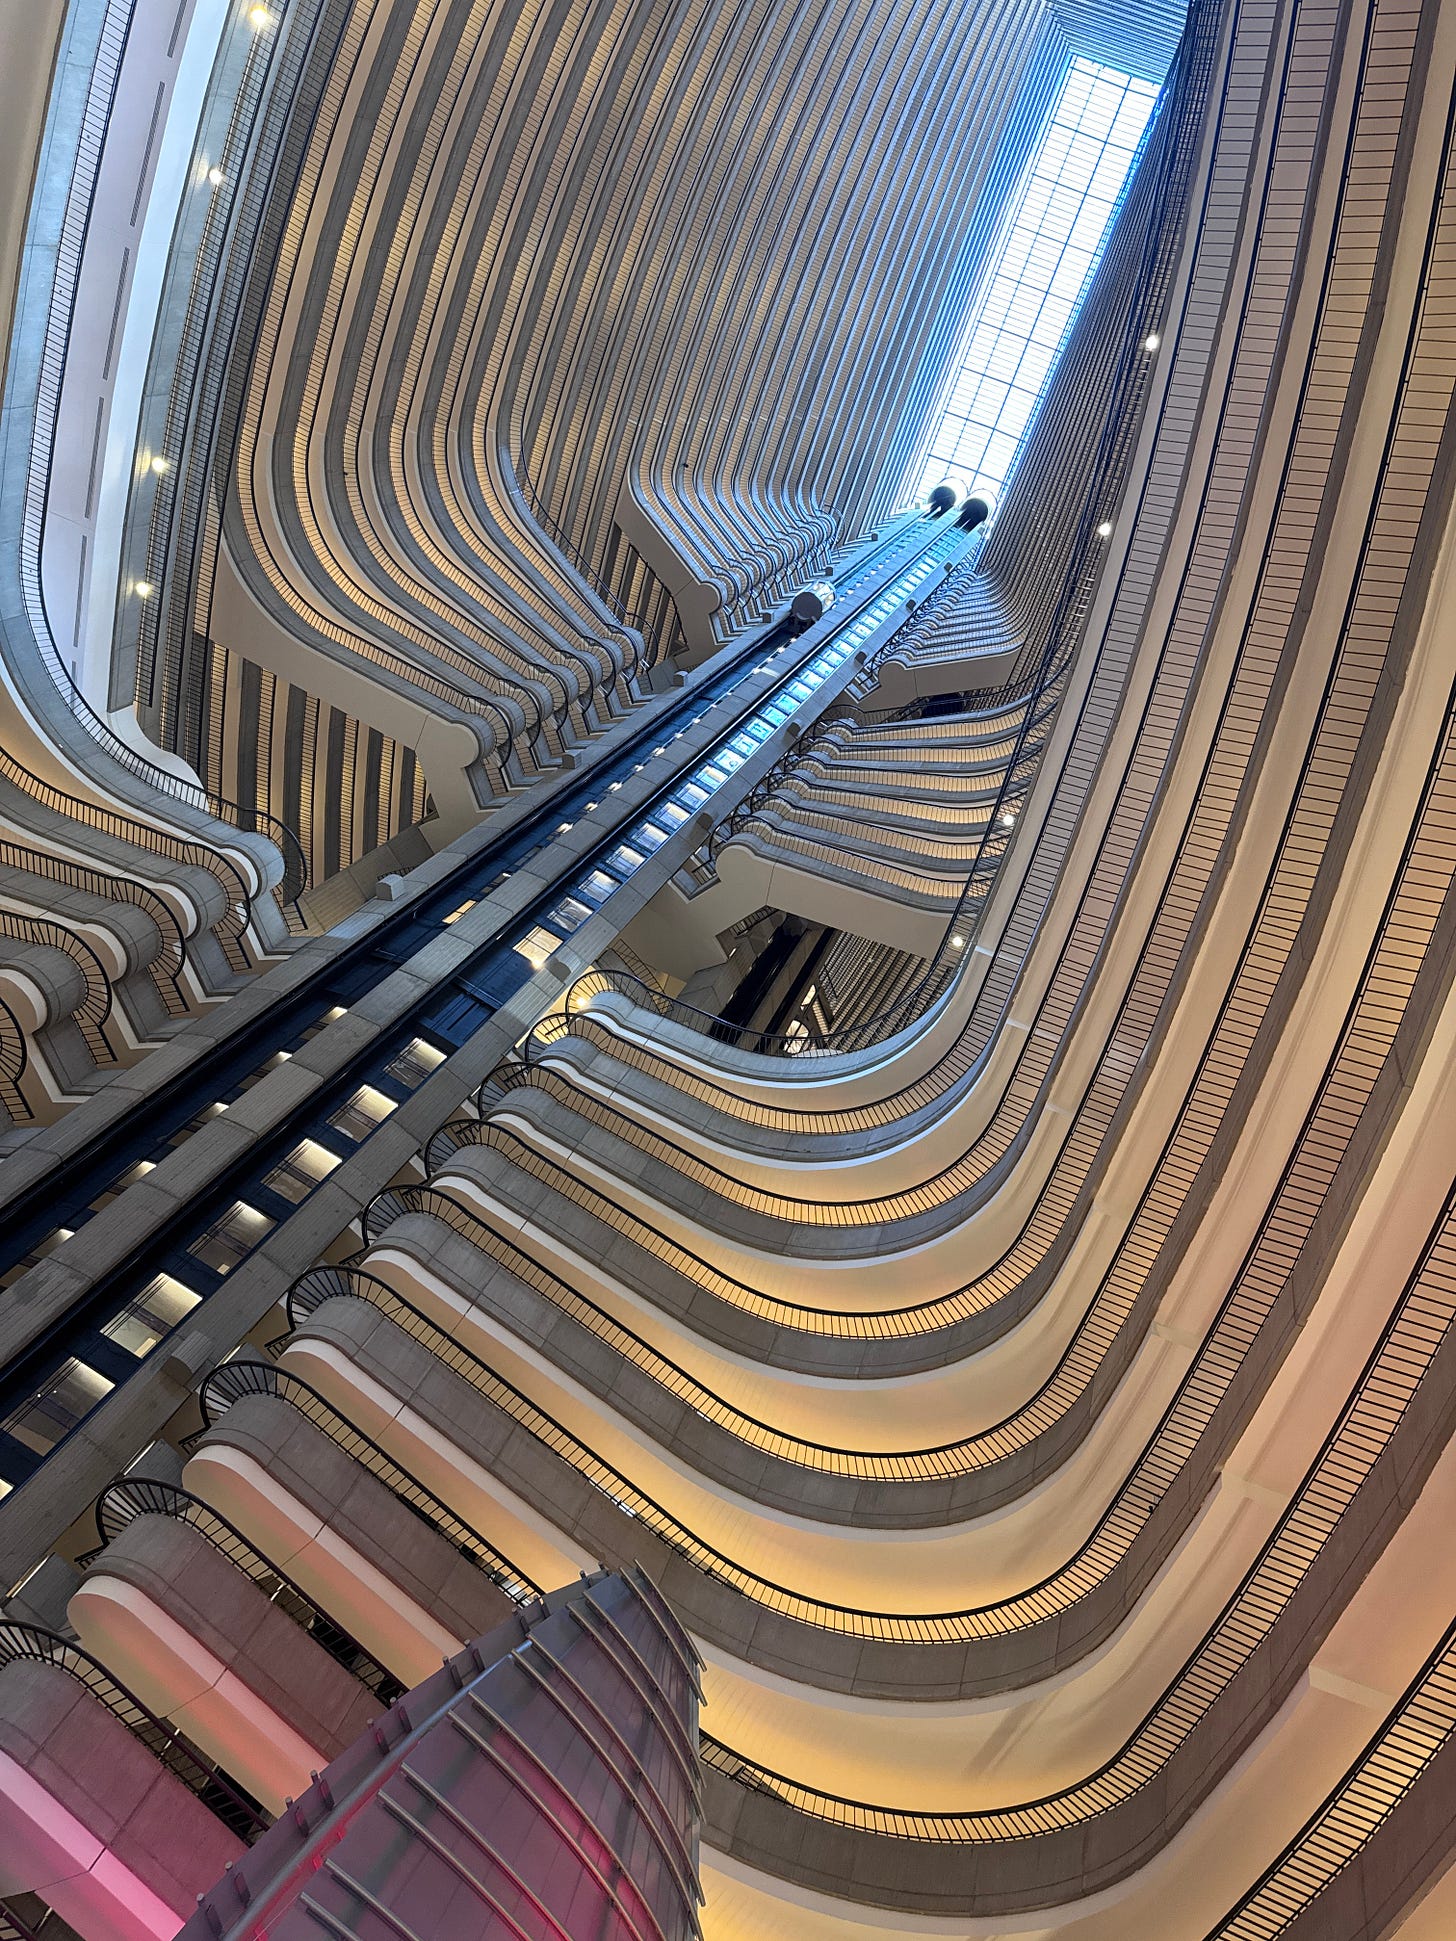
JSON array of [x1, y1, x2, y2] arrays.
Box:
[[328, 1085, 396, 1142], [2, 1361, 114, 1455], [547, 895, 594, 933], [191, 1202, 273, 1274], [514, 925, 561, 970], [102, 1274, 200, 1357], [0, 1226, 75, 1290], [263, 1140, 340, 1206], [167, 1101, 227, 1147], [385, 1038, 444, 1088], [914, 58, 1161, 504]]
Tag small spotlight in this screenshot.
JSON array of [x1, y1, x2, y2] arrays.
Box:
[[951, 935, 965, 949], [1000, 810, 1017, 828], [1096, 521, 1113, 539], [135, 580, 154, 598], [207, 165, 225, 187], [247, 4, 272, 28], [1143, 333, 1160, 351], [150, 454, 169, 476]]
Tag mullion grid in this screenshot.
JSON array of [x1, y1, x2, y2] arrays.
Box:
[[918, 58, 1160, 502]]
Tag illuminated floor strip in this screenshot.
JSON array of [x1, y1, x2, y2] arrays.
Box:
[[533, 538, 961, 946]]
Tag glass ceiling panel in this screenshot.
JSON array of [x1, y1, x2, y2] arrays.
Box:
[[914, 57, 1161, 507]]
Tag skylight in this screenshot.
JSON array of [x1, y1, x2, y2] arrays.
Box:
[[914, 57, 1162, 507]]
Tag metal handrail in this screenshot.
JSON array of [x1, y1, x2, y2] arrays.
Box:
[[285, 1259, 1057, 1483], [604, 937, 667, 994], [0, 1619, 266, 1841], [0, 838, 188, 1017], [519, 468, 660, 678], [702, 694, 1041, 862], [601, 644, 1063, 1054], [0, 913, 115, 1065], [190, 1358, 534, 1602], [282, 1191, 1456, 1843], [423, 1116, 481, 1174], [0, 747, 254, 972], [387, 670, 1456, 1644], [474, 1050, 530, 1120], [0, 996, 30, 1124], [694, 1196, 1456, 1837], [1208, 1614, 1456, 1937], [15, 0, 308, 918], [549, 5, 1201, 1063], [88, 1476, 403, 1702]]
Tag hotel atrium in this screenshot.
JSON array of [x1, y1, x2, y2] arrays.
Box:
[[0, 0, 1455, 1933]]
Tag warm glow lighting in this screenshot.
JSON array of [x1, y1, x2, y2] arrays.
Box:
[[248, 4, 272, 27], [1001, 810, 1017, 827], [150, 454, 169, 475], [134, 580, 154, 598], [514, 927, 559, 972], [207, 164, 226, 186], [951, 935, 965, 949], [1096, 521, 1113, 538]]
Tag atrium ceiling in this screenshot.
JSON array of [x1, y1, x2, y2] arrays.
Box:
[[3, 0, 1456, 1939]]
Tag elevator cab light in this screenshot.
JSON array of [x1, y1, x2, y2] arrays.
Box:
[[790, 581, 836, 633]]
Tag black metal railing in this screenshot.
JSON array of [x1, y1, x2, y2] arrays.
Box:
[[519, 468, 661, 679], [0, 1620, 266, 1841], [87, 1475, 403, 1703], [190, 1358, 534, 1602], [0, 914, 115, 1065], [15, 0, 309, 922]]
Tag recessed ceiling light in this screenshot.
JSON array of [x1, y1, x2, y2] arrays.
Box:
[[1144, 332, 1161, 351], [1096, 521, 1113, 539], [135, 580, 154, 598], [150, 454, 169, 476]]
